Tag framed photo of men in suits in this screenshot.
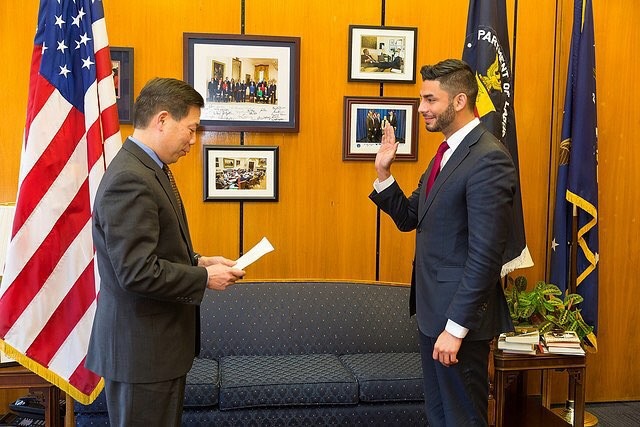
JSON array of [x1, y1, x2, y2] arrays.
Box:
[[184, 33, 300, 133], [343, 96, 419, 161]]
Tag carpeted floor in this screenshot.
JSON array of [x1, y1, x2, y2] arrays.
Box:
[[585, 401, 640, 426]]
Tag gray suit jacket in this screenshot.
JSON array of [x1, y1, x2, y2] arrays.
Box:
[[86, 138, 207, 383], [370, 124, 514, 340]]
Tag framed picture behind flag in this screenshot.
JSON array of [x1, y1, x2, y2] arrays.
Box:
[[110, 47, 134, 124]]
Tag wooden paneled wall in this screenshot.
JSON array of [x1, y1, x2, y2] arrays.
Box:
[[0, 0, 638, 403]]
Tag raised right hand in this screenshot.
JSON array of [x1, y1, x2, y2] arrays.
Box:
[[374, 123, 399, 181]]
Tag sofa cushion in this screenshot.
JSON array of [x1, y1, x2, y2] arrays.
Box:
[[74, 357, 219, 416], [184, 357, 219, 408], [339, 353, 424, 402], [219, 354, 358, 410]]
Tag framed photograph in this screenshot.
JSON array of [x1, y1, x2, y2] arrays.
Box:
[[348, 25, 417, 83], [184, 33, 300, 132], [343, 96, 419, 161], [110, 47, 134, 124], [203, 145, 279, 201]]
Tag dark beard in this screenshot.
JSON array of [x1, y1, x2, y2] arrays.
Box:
[[425, 101, 456, 133]]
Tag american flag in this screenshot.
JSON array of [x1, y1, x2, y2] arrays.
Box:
[[0, 0, 120, 404]]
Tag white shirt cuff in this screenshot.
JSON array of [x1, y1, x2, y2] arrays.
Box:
[[445, 319, 469, 339], [373, 175, 395, 193]]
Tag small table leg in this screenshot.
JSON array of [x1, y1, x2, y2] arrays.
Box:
[[495, 370, 505, 427], [542, 369, 552, 409], [34, 385, 61, 426], [569, 368, 585, 427]]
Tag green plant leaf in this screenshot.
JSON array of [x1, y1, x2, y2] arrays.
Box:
[[547, 296, 564, 306], [538, 321, 554, 333], [558, 310, 570, 325], [564, 293, 584, 306], [514, 276, 527, 292], [541, 287, 562, 297], [544, 313, 559, 323], [521, 305, 536, 318]]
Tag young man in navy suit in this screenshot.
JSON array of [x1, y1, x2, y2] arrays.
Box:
[[370, 59, 516, 426]]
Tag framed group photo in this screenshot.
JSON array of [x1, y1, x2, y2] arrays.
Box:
[[184, 33, 300, 132], [110, 47, 134, 124], [203, 145, 279, 201], [348, 25, 417, 83], [343, 96, 420, 161]]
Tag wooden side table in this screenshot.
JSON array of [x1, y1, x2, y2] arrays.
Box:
[[0, 363, 61, 426], [493, 349, 586, 427]]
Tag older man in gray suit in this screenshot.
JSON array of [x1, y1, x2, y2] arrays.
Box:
[[370, 59, 515, 426], [86, 78, 245, 426]]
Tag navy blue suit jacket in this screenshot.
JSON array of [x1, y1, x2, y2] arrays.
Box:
[[370, 124, 515, 340]]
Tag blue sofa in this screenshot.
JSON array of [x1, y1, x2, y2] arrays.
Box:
[[74, 280, 427, 426]]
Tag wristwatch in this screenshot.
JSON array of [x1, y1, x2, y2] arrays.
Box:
[[193, 253, 201, 265]]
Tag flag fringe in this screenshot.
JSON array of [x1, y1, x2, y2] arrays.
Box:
[[0, 339, 103, 405], [584, 331, 598, 353], [566, 190, 599, 285], [501, 245, 534, 278]]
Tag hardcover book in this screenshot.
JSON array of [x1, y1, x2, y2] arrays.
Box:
[[498, 333, 537, 355], [503, 326, 540, 344], [541, 345, 585, 356], [542, 330, 581, 345]]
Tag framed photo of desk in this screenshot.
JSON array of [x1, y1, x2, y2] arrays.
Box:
[[348, 25, 417, 83], [184, 33, 300, 132], [203, 145, 279, 201]]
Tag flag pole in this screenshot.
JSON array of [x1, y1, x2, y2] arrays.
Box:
[[65, 394, 75, 426]]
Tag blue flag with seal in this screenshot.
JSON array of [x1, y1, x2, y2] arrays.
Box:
[[549, 0, 598, 350], [462, 0, 533, 277]]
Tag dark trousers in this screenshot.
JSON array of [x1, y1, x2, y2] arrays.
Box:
[[419, 330, 490, 427], [104, 376, 186, 427]]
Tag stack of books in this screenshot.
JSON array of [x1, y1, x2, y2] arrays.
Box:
[[498, 327, 540, 355], [541, 330, 585, 356]]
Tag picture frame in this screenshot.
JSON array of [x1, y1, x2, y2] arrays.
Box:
[[203, 145, 279, 201], [110, 47, 134, 124], [343, 96, 420, 161], [348, 25, 417, 83], [184, 33, 300, 132]]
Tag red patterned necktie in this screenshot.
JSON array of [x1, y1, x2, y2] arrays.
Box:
[[163, 164, 183, 213], [425, 141, 449, 195]]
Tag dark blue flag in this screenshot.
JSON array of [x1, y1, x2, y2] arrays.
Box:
[[549, 0, 599, 345], [462, 0, 533, 277]]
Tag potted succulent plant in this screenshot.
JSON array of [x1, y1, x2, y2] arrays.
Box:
[[503, 276, 597, 351]]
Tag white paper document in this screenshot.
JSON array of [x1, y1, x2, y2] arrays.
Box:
[[234, 237, 274, 270]]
